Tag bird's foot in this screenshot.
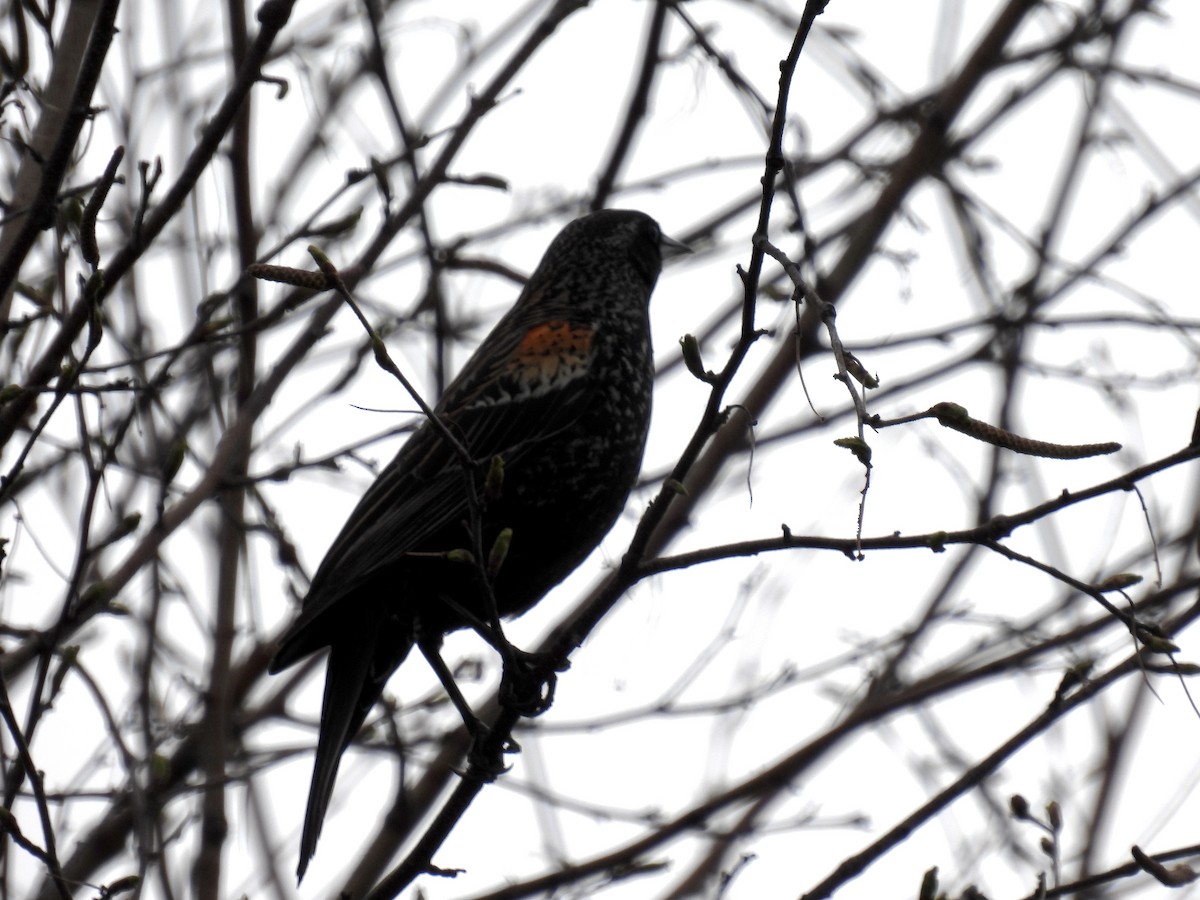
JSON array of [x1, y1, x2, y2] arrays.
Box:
[[499, 648, 565, 717], [464, 720, 520, 779]]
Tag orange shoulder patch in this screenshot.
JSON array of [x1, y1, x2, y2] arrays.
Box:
[[504, 320, 595, 394], [514, 320, 592, 360]]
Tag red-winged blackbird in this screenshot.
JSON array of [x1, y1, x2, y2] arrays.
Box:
[[269, 209, 686, 880]]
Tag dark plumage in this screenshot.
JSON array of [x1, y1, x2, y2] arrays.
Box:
[[269, 209, 685, 880]]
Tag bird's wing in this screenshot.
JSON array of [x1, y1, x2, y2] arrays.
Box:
[[270, 307, 598, 668]]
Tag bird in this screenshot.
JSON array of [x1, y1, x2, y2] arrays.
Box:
[[269, 208, 687, 881]]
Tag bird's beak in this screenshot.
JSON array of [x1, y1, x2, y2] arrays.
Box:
[[660, 233, 692, 258]]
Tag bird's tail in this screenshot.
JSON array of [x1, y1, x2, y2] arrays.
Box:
[[296, 627, 413, 883]]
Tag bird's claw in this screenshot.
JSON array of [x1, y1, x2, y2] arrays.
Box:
[[465, 721, 519, 778], [500, 649, 559, 716]]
